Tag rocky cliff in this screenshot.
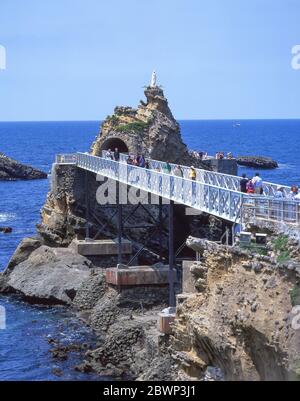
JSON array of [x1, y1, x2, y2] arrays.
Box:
[[0, 152, 47, 180], [91, 86, 208, 168], [171, 237, 300, 381]]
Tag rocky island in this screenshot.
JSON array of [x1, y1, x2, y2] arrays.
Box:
[[0, 81, 299, 381], [237, 155, 278, 169], [0, 152, 47, 180]]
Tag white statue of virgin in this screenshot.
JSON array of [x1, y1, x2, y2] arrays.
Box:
[[150, 70, 157, 87]]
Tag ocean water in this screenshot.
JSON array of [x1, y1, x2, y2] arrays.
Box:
[[0, 119, 300, 380]]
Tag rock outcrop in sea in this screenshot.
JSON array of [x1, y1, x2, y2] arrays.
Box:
[[36, 86, 217, 249], [0, 152, 47, 180], [91, 86, 209, 169], [237, 155, 278, 169]]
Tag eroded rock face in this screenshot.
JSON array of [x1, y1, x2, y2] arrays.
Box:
[[91, 86, 208, 168], [4, 236, 42, 274], [1, 246, 93, 305], [172, 239, 300, 381], [37, 164, 87, 246], [73, 281, 174, 380], [0, 152, 47, 180]]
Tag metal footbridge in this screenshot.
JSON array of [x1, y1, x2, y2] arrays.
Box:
[[56, 153, 300, 228]]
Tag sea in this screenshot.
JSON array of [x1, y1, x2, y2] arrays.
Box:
[[0, 119, 300, 380]]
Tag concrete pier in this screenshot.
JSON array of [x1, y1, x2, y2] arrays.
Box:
[[201, 158, 238, 176], [71, 238, 132, 256], [106, 265, 177, 286]]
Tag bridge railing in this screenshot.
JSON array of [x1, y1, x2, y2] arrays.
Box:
[[242, 196, 300, 225], [78, 152, 243, 223], [55, 153, 300, 226], [56, 154, 77, 164], [102, 151, 290, 197]]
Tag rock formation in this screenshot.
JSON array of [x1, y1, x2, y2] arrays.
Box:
[[0, 227, 12, 233], [0, 152, 48, 180], [91, 86, 208, 168], [171, 237, 300, 381], [237, 156, 278, 169], [1, 246, 93, 305]]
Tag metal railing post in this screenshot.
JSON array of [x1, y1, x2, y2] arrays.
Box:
[[168, 200, 175, 308]]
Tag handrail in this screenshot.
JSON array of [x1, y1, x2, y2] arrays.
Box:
[[82, 152, 245, 195], [76, 152, 244, 223], [55, 152, 300, 227], [113, 152, 291, 195]]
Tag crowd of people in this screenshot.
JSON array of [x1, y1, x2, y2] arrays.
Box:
[[190, 151, 209, 160], [240, 173, 300, 200], [105, 148, 120, 162], [275, 185, 300, 200], [240, 173, 263, 194], [190, 150, 234, 160], [104, 148, 199, 182], [105, 149, 299, 203], [215, 151, 234, 160]]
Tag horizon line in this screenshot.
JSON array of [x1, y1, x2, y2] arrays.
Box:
[[1, 117, 300, 123]]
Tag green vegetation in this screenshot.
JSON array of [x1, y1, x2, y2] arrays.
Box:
[[290, 286, 300, 307], [272, 234, 290, 263], [277, 251, 290, 264], [115, 121, 149, 133], [240, 243, 268, 256], [106, 115, 119, 125], [273, 234, 289, 252]]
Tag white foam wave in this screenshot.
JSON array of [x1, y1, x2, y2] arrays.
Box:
[[0, 213, 17, 223]]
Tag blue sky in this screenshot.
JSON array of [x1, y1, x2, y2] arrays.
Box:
[[0, 0, 300, 121]]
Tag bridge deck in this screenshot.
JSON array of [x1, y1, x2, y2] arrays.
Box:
[[55, 153, 300, 227]]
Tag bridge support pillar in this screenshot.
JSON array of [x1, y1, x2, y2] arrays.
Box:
[[159, 196, 163, 262], [85, 170, 90, 239], [117, 181, 123, 264], [169, 200, 176, 307]]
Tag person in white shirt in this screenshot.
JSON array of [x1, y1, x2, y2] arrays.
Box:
[[295, 192, 300, 200], [288, 185, 299, 199], [275, 186, 284, 198], [252, 173, 263, 195]]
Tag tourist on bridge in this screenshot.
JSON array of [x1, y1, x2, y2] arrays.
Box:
[[189, 166, 197, 181], [138, 154, 146, 168], [252, 173, 263, 195], [246, 180, 255, 194], [106, 148, 113, 159], [126, 155, 134, 165], [163, 162, 172, 174], [114, 148, 120, 161], [240, 174, 249, 193], [275, 186, 285, 198], [289, 186, 300, 200], [174, 165, 184, 178], [295, 192, 300, 200], [288, 186, 299, 199]]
